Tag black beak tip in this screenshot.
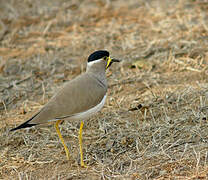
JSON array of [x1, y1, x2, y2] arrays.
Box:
[[112, 58, 121, 62]]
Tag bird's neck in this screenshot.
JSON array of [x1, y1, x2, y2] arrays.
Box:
[[86, 60, 107, 87], [87, 70, 107, 88]]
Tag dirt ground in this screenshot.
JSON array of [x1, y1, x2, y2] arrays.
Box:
[[0, 0, 208, 179]]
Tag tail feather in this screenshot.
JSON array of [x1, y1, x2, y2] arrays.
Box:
[[10, 110, 42, 131], [10, 120, 36, 131]]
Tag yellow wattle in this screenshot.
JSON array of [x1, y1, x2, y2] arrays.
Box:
[[106, 57, 112, 69]]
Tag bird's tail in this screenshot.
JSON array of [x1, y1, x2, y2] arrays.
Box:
[[10, 111, 41, 131]]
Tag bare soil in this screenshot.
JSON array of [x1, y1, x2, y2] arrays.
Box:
[[0, 0, 208, 179]]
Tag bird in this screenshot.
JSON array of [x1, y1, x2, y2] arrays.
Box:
[[10, 50, 120, 167]]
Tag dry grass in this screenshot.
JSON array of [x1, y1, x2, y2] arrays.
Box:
[[0, 0, 208, 179]]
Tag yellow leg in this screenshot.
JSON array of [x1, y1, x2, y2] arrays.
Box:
[[55, 120, 70, 160], [79, 121, 86, 167]]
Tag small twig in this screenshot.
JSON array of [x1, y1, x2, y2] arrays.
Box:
[[0, 96, 17, 110], [1, 75, 32, 92], [43, 21, 53, 35], [109, 79, 142, 88], [128, 104, 143, 111], [109, 75, 147, 88], [185, 67, 201, 72], [2, 100, 8, 114], [42, 82, 46, 103], [113, 149, 127, 161], [167, 141, 195, 150]]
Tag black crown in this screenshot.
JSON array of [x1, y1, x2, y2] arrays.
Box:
[[88, 50, 109, 62]]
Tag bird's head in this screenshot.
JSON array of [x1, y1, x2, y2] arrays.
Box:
[[87, 50, 120, 71]]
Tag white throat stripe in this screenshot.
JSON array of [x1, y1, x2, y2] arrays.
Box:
[[87, 59, 103, 67]]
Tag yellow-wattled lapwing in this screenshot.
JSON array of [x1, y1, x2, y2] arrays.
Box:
[[11, 50, 120, 167]]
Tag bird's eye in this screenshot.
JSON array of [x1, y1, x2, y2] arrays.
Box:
[[103, 56, 108, 61]]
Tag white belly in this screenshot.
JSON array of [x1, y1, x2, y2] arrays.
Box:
[[69, 95, 107, 120]]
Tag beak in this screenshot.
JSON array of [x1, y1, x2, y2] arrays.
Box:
[[106, 57, 120, 69]]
